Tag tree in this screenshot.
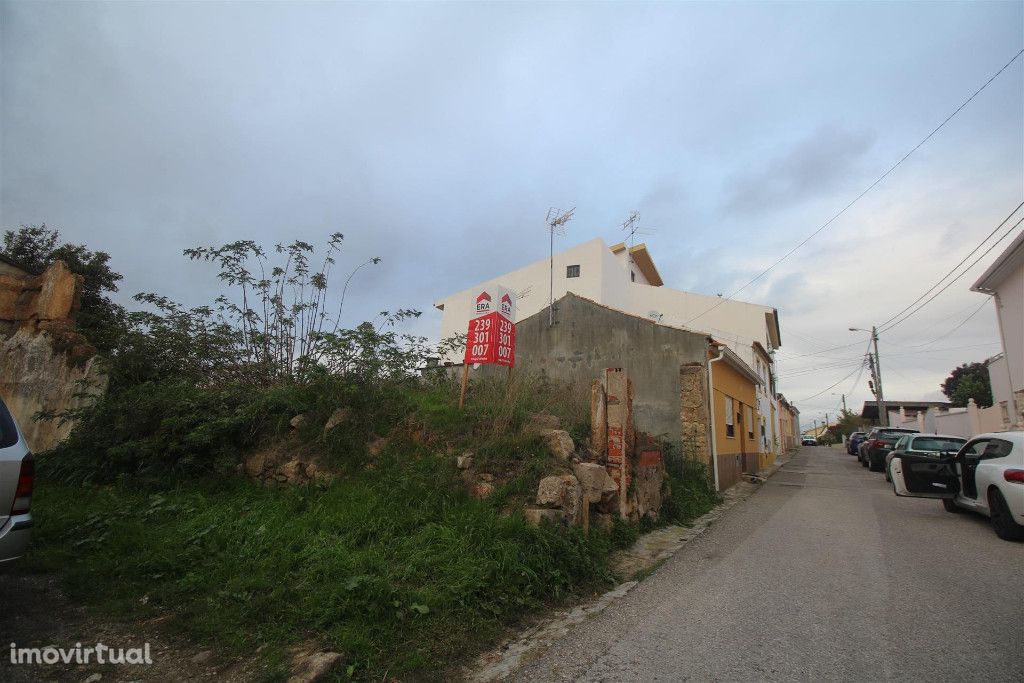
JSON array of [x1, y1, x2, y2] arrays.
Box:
[[834, 408, 868, 438], [940, 362, 993, 408], [1, 224, 127, 353]]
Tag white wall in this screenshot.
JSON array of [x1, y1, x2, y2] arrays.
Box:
[[435, 238, 610, 355], [612, 248, 652, 285], [993, 264, 1023, 426], [893, 402, 1007, 439]]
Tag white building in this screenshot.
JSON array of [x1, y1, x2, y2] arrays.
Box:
[[434, 237, 784, 455], [972, 229, 1024, 429]]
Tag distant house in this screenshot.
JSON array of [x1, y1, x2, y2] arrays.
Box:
[[971, 229, 1023, 429], [860, 400, 953, 426], [776, 394, 800, 452]]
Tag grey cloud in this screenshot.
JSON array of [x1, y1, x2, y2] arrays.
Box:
[[723, 127, 876, 215]]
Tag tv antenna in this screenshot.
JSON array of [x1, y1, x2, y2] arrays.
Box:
[[546, 207, 575, 326], [621, 210, 641, 248], [620, 210, 656, 282]]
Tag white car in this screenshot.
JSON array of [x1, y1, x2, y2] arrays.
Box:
[[888, 431, 1024, 541], [0, 397, 33, 567]]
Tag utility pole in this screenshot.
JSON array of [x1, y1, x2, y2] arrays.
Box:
[[852, 325, 887, 427], [872, 326, 887, 426], [841, 393, 847, 413]]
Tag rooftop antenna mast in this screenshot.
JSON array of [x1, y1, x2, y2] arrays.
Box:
[[619, 210, 656, 283], [546, 207, 575, 326], [621, 210, 641, 249]]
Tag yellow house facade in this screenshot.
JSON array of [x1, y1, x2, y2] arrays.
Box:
[[710, 343, 763, 490]]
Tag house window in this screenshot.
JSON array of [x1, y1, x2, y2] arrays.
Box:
[[631, 270, 636, 282], [745, 406, 754, 438], [725, 397, 735, 438], [566, 264, 580, 278]]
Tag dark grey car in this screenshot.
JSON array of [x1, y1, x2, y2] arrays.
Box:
[[0, 397, 33, 568], [858, 427, 919, 472]]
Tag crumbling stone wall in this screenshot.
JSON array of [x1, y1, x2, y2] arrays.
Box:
[[0, 261, 106, 451], [679, 362, 712, 475]]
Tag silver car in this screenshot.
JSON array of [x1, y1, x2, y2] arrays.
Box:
[[0, 397, 33, 567]]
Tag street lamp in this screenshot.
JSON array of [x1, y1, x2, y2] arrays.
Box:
[[850, 326, 887, 427]]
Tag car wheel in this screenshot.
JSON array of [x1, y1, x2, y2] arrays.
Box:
[[988, 489, 1024, 541], [941, 498, 960, 514]]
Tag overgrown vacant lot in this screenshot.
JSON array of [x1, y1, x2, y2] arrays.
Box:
[[28, 463, 613, 679], [26, 378, 715, 680], [11, 234, 718, 680]]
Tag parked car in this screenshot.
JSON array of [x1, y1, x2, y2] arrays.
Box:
[[888, 432, 1024, 541], [884, 433, 967, 482], [847, 431, 868, 455], [801, 436, 817, 446], [0, 397, 33, 568], [858, 427, 919, 471]]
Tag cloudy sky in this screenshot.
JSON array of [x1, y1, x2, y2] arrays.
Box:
[[2, 1, 1022, 426]]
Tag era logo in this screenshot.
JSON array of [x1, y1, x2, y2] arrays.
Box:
[[475, 291, 492, 314]]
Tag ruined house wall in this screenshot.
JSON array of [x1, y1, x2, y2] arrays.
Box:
[[0, 261, 107, 452], [513, 293, 709, 444]]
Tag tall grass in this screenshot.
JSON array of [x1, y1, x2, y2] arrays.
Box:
[[27, 454, 617, 679]]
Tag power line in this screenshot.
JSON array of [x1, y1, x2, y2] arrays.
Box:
[[684, 47, 1024, 328], [798, 361, 867, 403], [876, 203, 1023, 331], [880, 219, 1023, 334], [796, 337, 872, 404], [778, 359, 865, 378]]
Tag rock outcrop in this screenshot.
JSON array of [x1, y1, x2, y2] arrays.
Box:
[[0, 260, 106, 451]]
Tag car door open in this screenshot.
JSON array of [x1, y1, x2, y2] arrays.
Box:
[[889, 452, 959, 499]]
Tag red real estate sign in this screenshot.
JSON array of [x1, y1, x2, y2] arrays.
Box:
[[464, 287, 516, 367]]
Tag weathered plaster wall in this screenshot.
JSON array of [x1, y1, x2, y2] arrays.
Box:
[[711, 356, 758, 490], [0, 260, 106, 452], [513, 293, 709, 444]]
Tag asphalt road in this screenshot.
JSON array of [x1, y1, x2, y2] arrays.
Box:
[[512, 446, 1024, 682]]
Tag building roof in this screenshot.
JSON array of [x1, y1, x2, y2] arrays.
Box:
[[860, 400, 953, 420], [765, 309, 782, 350], [609, 242, 664, 286], [776, 393, 799, 414], [555, 292, 712, 337], [971, 228, 1024, 293]]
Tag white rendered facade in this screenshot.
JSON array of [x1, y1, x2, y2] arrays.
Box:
[[973, 230, 1024, 429]]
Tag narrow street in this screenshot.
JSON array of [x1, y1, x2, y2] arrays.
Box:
[[512, 446, 1024, 682]]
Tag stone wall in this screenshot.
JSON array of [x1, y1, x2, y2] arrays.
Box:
[[513, 293, 709, 444], [0, 260, 106, 452], [679, 362, 711, 473]]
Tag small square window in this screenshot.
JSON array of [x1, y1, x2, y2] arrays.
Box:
[[566, 264, 580, 278]]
